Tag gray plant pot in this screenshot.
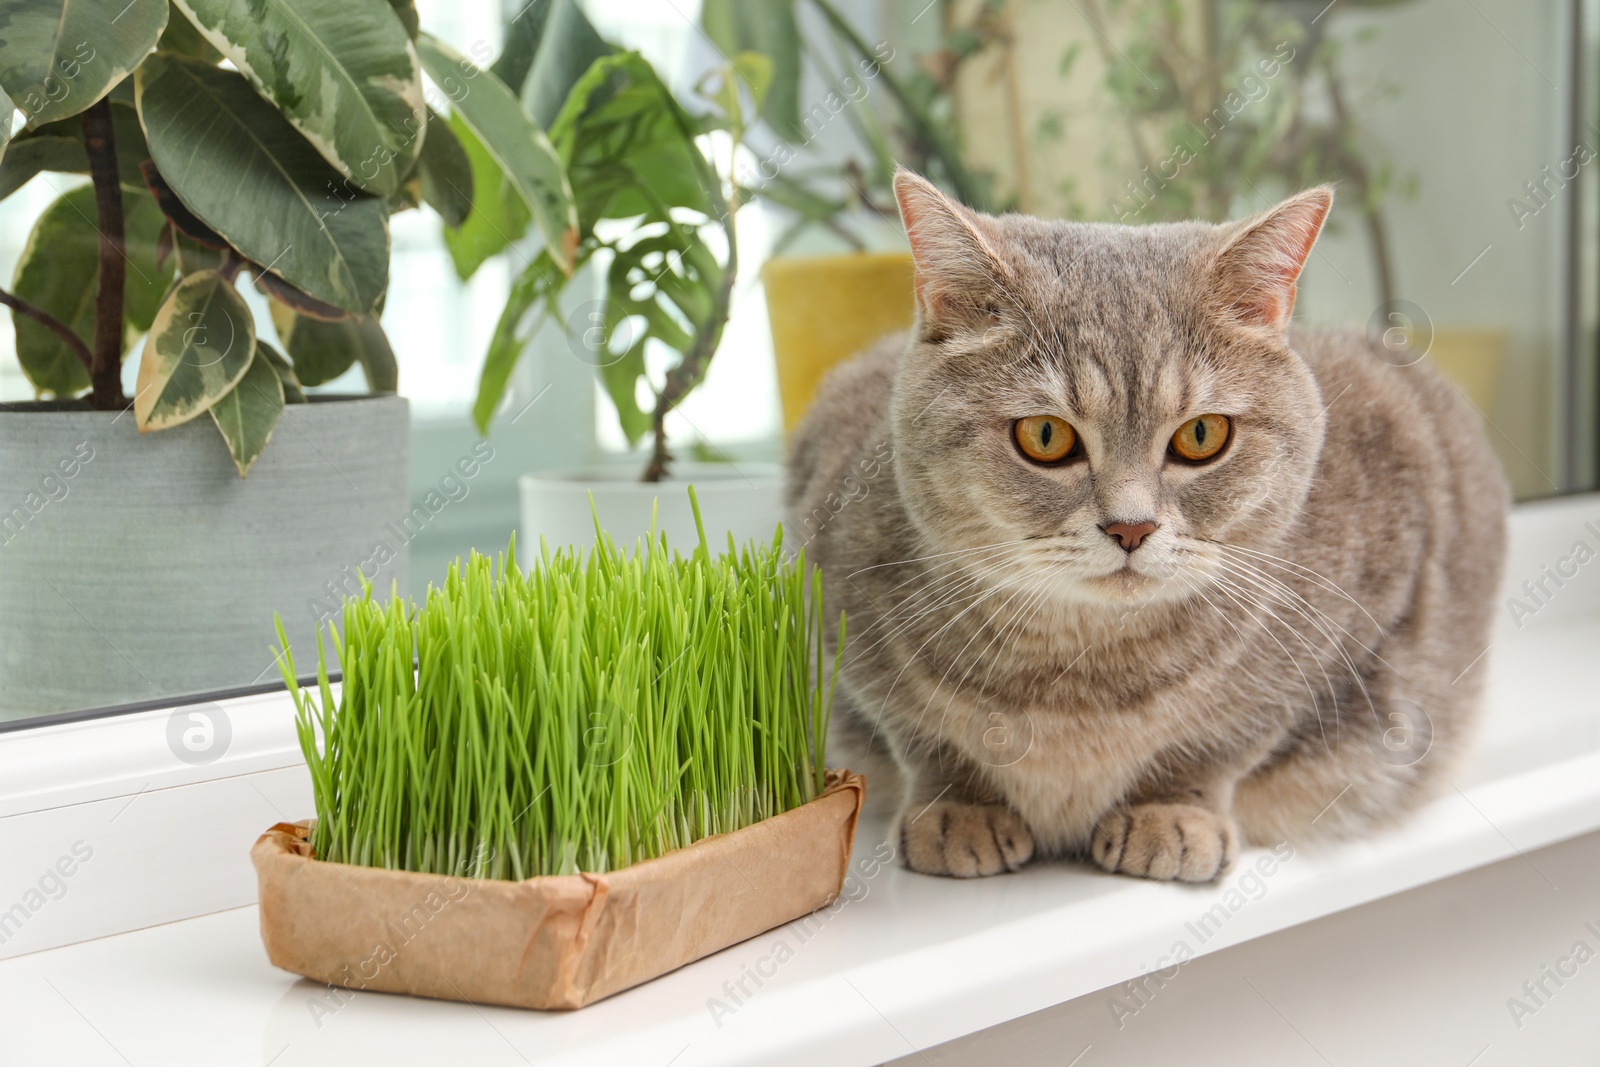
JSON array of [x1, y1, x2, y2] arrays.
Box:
[[0, 396, 410, 721]]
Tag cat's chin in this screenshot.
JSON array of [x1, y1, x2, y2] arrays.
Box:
[[1064, 566, 1187, 607]]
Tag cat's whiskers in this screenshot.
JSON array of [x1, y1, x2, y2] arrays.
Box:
[[1210, 541, 1385, 634], [921, 570, 1059, 740], [1207, 567, 1343, 706], [1210, 550, 1395, 677], [850, 549, 1024, 643], [978, 570, 1075, 692], [1164, 575, 1273, 742], [853, 541, 1026, 631], [844, 549, 1028, 669], [1167, 570, 1282, 733], [939, 565, 1064, 703], [844, 541, 1028, 645], [1205, 560, 1383, 750], [1207, 555, 1385, 736], [877, 581, 1019, 718], [874, 553, 1044, 714], [844, 536, 1036, 582], [1201, 570, 1336, 744]]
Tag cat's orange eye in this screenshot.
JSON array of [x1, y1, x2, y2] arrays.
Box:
[[1170, 414, 1231, 462], [1013, 416, 1078, 464]]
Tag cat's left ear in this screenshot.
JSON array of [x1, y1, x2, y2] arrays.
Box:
[[1212, 186, 1333, 333]]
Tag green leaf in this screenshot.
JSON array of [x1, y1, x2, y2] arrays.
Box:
[[210, 344, 285, 476], [549, 52, 709, 228], [269, 299, 352, 386], [2, 98, 153, 199], [173, 230, 226, 274], [137, 54, 390, 314], [0, 135, 83, 201], [257, 339, 305, 402], [158, 5, 223, 62], [441, 111, 528, 280], [599, 334, 650, 447], [354, 315, 397, 392], [140, 157, 231, 249], [415, 108, 472, 228], [488, 0, 551, 95], [135, 270, 257, 431], [473, 250, 566, 433], [417, 33, 577, 274], [9, 184, 174, 397], [700, 0, 802, 141], [0, 0, 168, 127], [520, 0, 611, 129], [252, 267, 348, 321], [386, 0, 418, 41], [588, 221, 721, 445], [0, 85, 13, 165], [270, 299, 394, 390], [173, 0, 426, 196]]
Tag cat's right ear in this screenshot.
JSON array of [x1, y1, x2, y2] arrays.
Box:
[[893, 170, 1008, 335]]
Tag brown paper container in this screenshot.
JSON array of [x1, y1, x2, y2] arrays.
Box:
[[252, 770, 864, 1010]]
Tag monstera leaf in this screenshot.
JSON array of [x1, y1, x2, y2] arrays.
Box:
[[700, 0, 802, 140], [173, 0, 425, 196]]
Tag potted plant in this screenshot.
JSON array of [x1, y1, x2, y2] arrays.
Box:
[[700, 0, 1020, 431], [449, 1, 784, 550], [0, 2, 580, 717], [256, 503, 862, 1010], [1063, 0, 1501, 408]]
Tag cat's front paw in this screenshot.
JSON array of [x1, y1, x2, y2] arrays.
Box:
[[1091, 803, 1238, 882], [899, 800, 1034, 878]]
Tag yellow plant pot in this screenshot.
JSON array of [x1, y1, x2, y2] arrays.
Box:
[[762, 252, 916, 432], [1425, 329, 1507, 416]]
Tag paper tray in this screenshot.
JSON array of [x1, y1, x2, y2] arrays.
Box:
[[252, 770, 865, 1009]]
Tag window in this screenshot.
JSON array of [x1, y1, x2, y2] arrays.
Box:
[[0, 0, 1595, 731]]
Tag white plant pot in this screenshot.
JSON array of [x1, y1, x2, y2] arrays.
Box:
[[519, 462, 785, 555]]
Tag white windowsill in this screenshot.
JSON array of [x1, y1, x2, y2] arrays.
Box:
[[1, 495, 1598, 1065]]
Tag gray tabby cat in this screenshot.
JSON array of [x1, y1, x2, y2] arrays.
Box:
[[787, 171, 1507, 881]]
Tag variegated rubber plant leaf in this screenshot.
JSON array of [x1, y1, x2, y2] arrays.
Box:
[[135, 270, 257, 432], [172, 0, 425, 197], [0, 0, 168, 128]]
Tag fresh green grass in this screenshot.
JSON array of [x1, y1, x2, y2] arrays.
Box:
[[276, 498, 840, 880]]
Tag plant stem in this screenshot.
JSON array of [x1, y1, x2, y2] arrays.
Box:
[[1077, 0, 1163, 195], [807, 0, 988, 209], [1325, 62, 1397, 309], [0, 286, 93, 375], [994, 5, 1032, 212], [82, 98, 127, 411], [643, 258, 735, 483], [219, 247, 246, 284], [642, 70, 744, 484]]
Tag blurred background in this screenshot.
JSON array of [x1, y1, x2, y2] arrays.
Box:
[[2, 0, 1597, 718]]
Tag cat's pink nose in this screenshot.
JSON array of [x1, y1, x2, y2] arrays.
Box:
[[1103, 520, 1158, 552]]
